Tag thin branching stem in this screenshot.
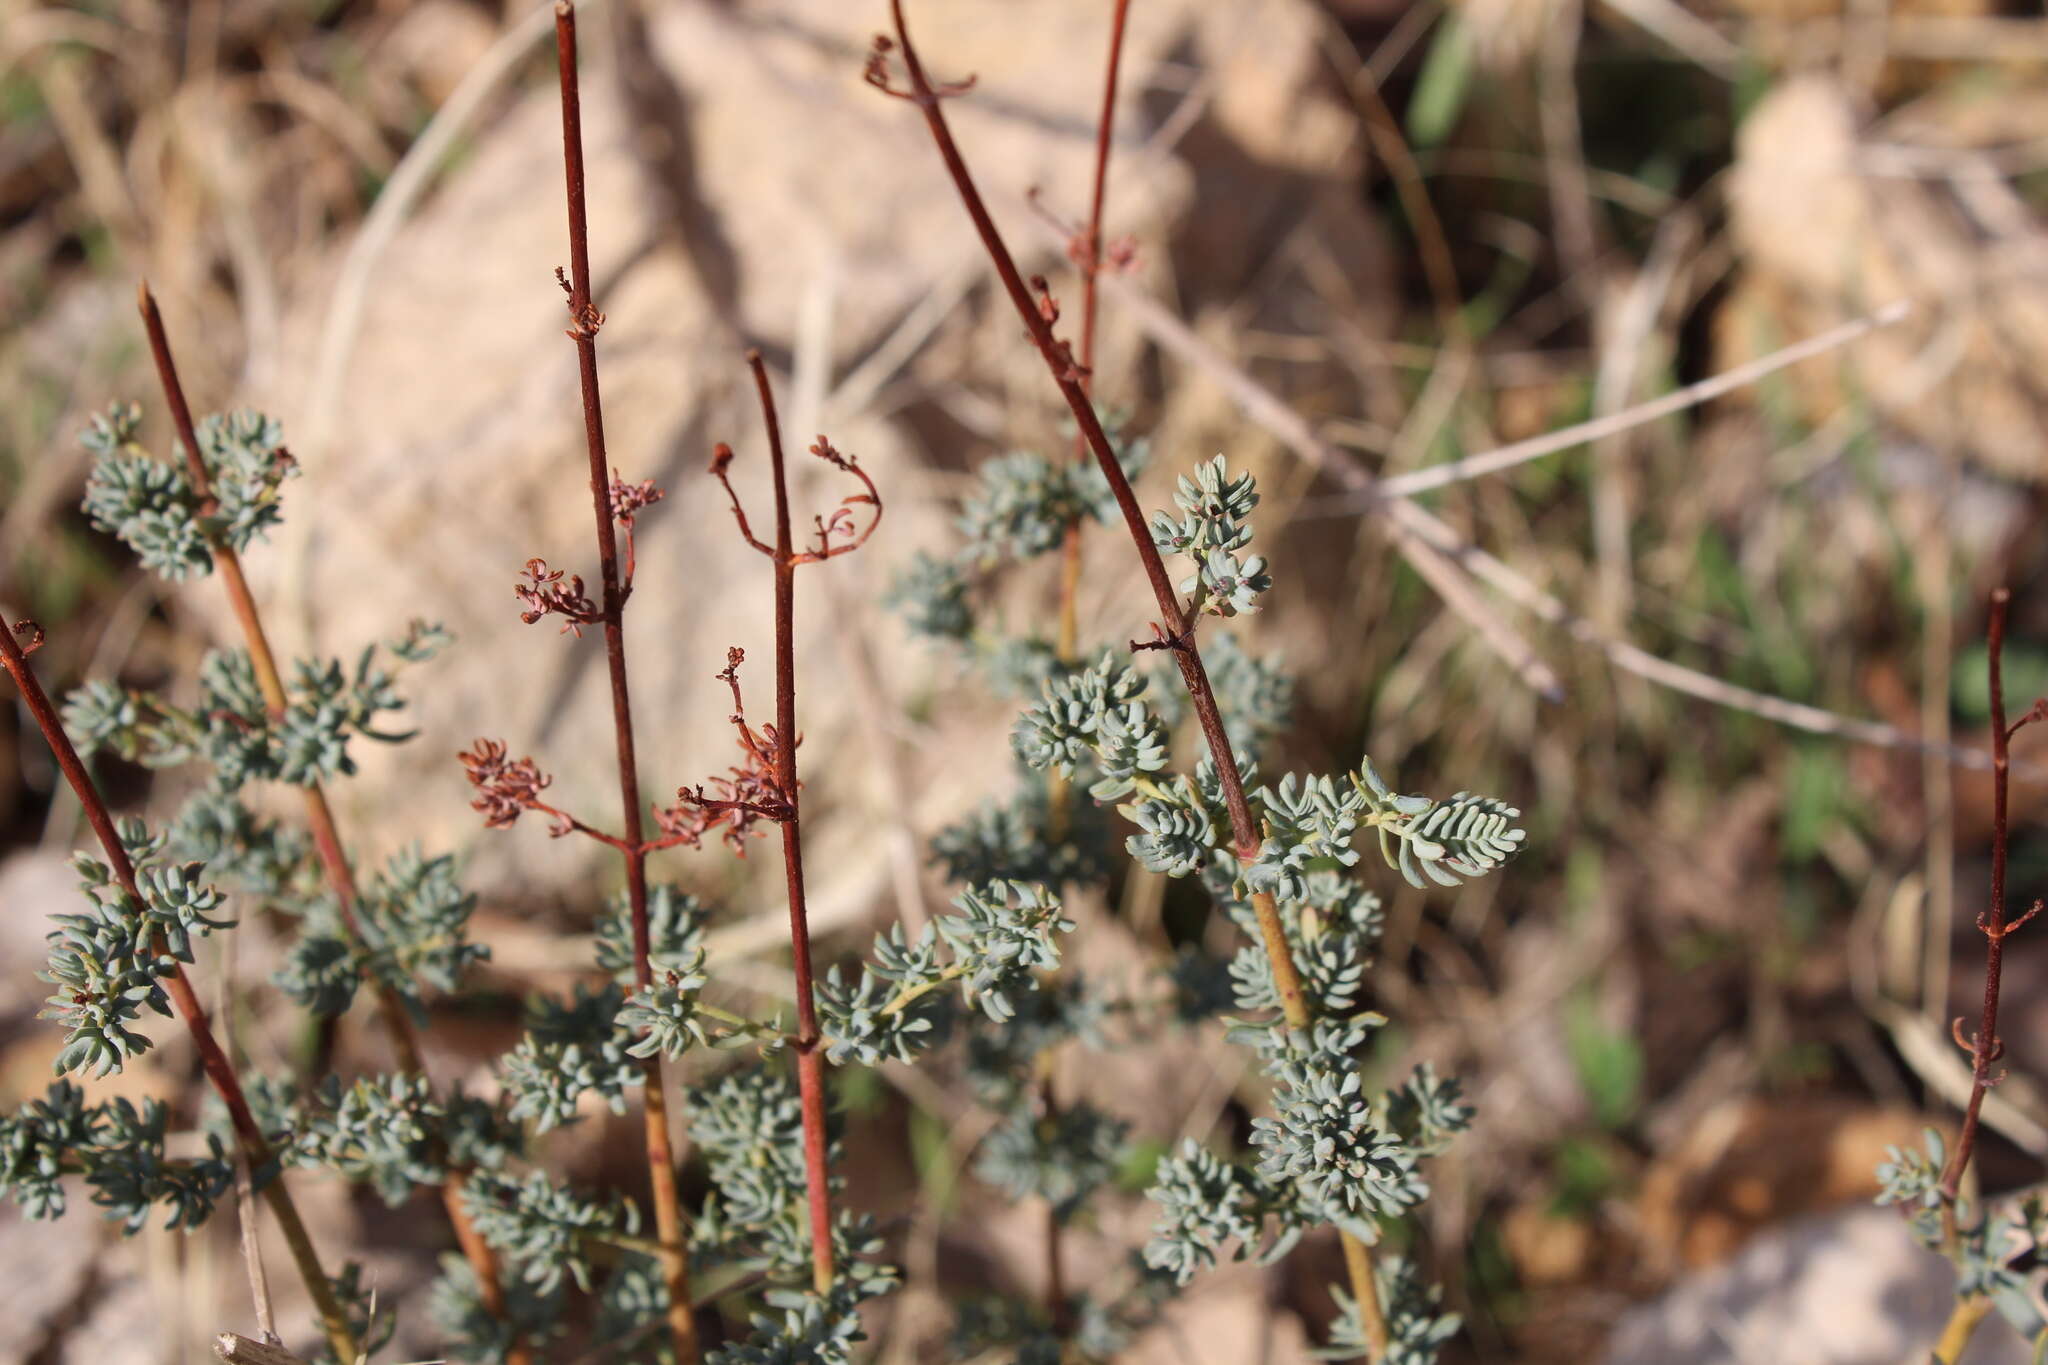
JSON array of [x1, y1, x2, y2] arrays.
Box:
[[134, 285, 526, 1357], [553, 3, 698, 1354], [879, 0, 1309, 1039], [0, 614, 357, 1364], [1938, 589, 2045, 1226], [748, 349, 840, 1294], [878, 4, 1387, 1348], [1917, 589, 2048, 1365], [1050, 0, 1131, 677], [1040, 1, 1132, 1334]]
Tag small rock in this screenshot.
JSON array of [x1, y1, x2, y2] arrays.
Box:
[[1604, 1205, 2032, 1365]]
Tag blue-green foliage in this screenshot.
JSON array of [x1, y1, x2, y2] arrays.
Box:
[[817, 881, 1075, 1064], [1876, 1129, 2048, 1343], [890, 446, 1521, 1360], [1249, 1056, 1425, 1238], [323, 1262, 400, 1365], [1148, 457, 1270, 616], [1142, 1138, 1305, 1286], [502, 982, 643, 1132], [26, 383, 1526, 1361], [274, 846, 486, 1018], [974, 1101, 1129, 1222], [617, 956, 712, 1061], [0, 1081, 233, 1232], [1876, 1127, 1945, 1244], [464, 1170, 636, 1294], [1012, 660, 1524, 899], [65, 638, 429, 790], [80, 404, 298, 579], [1357, 758, 1526, 890], [40, 818, 232, 1078], [429, 1252, 565, 1361], [687, 1067, 901, 1361], [1314, 1256, 1462, 1365], [164, 788, 320, 903], [930, 783, 1115, 889], [595, 883, 709, 981]]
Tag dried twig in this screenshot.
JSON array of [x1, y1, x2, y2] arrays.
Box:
[[1298, 301, 1912, 504], [213, 1333, 311, 1365], [218, 934, 278, 1347], [1087, 270, 2029, 773]]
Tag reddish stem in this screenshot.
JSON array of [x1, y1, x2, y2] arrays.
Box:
[[1076, 0, 1128, 397], [136, 286, 526, 1354], [748, 351, 839, 1294], [553, 4, 699, 1354], [879, 2, 1311, 1027], [1042, 0, 1132, 1328], [1936, 588, 2041, 1231], [881, 1, 1388, 1340], [0, 614, 358, 1364]]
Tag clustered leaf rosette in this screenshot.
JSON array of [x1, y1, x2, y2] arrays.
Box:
[[885, 420, 1151, 693], [276, 846, 489, 1020], [464, 1169, 637, 1295], [974, 1101, 1130, 1223], [687, 1068, 902, 1363], [1142, 1137, 1308, 1286], [595, 882, 709, 980], [64, 635, 436, 791], [428, 1251, 565, 1362], [239, 1074, 518, 1212], [815, 880, 1075, 1066], [1008, 653, 1526, 908], [1316, 1255, 1463, 1365], [1148, 456, 1270, 617], [502, 982, 644, 1132], [930, 785, 1116, 889], [0, 1081, 233, 1232], [80, 402, 298, 580], [40, 818, 233, 1078]]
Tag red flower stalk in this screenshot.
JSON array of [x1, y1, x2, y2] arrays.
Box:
[[696, 350, 884, 1293]]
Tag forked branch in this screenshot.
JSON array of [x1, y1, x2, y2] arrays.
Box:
[[136, 283, 525, 1359], [1936, 589, 2045, 1225], [687, 351, 884, 1295]]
